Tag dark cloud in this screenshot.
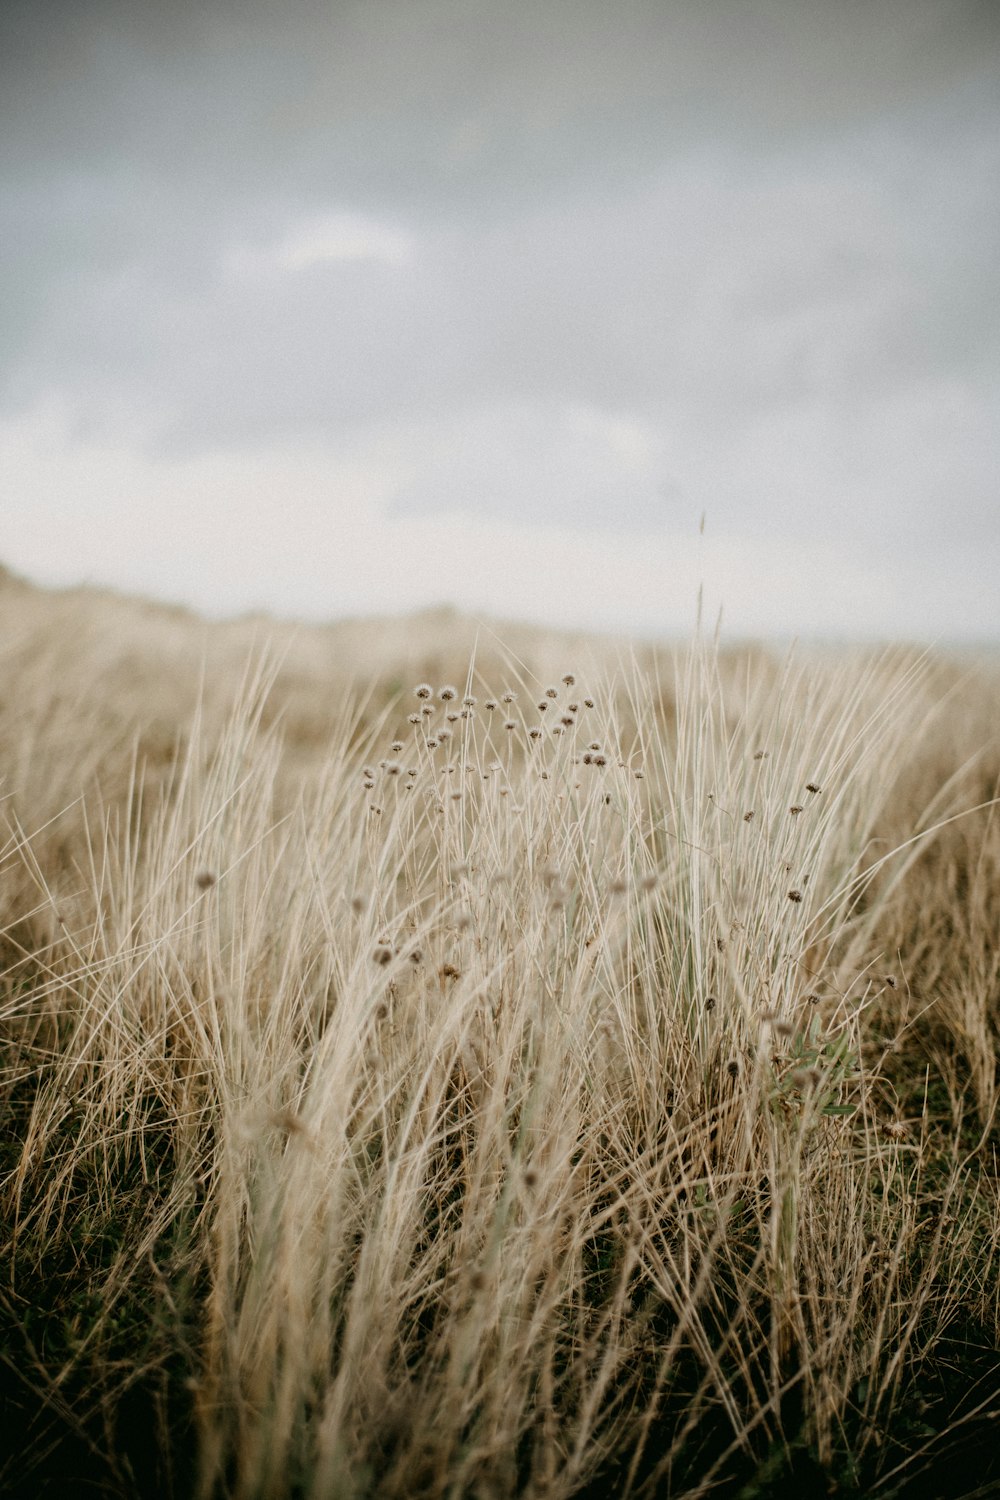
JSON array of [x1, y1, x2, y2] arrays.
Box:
[[1, 0, 998, 577]]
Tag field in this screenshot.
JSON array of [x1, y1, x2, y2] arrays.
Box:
[[2, 565, 999, 1498]]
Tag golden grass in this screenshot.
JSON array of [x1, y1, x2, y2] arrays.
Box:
[[1, 570, 999, 1497]]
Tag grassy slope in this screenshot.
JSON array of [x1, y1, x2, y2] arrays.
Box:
[[1, 569, 998, 1498]]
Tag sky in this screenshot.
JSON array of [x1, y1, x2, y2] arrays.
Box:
[[2, 0, 999, 642]]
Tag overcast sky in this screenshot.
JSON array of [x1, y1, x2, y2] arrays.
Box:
[[2, 0, 998, 641]]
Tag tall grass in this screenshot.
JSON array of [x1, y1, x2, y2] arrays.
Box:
[[2, 584, 999, 1497]]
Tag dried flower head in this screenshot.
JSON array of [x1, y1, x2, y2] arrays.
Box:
[[787, 889, 803, 903], [562, 673, 575, 686], [545, 686, 558, 699], [484, 699, 498, 711], [583, 697, 595, 708], [415, 683, 432, 699], [503, 719, 517, 731], [195, 869, 217, 891], [753, 749, 768, 760], [560, 714, 575, 727], [390, 740, 404, 753], [385, 762, 401, 776], [634, 768, 645, 779], [363, 778, 375, 790], [528, 725, 543, 739], [463, 695, 476, 707], [537, 700, 549, 711], [805, 782, 822, 795], [743, 810, 754, 822], [372, 943, 393, 966], [438, 685, 456, 701], [789, 805, 804, 817], [501, 690, 516, 704], [408, 713, 421, 724], [421, 703, 434, 717], [446, 711, 460, 723]]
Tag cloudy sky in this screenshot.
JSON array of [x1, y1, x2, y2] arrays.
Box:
[[2, 0, 998, 640]]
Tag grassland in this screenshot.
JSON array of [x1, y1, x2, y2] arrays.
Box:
[[1, 566, 998, 1498]]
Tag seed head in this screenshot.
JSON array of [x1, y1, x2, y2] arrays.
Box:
[[501, 691, 516, 704], [503, 719, 517, 731], [390, 741, 404, 753], [568, 701, 579, 713], [583, 697, 595, 709], [562, 674, 575, 686], [421, 703, 434, 716], [372, 943, 393, 966], [560, 714, 575, 726], [544, 686, 558, 699], [753, 749, 768, 760], [789, 805, 804, 817], [415, 683, 432, 700], [743, 810, 754, 822], [385, 762, 401, 776], [439, 685, 457, 701], [484, 699, 498, 711], [463, 696, 476, 707], [787, 889, 803, 903], [446, 711, 459, 723], [528, 725, 543, 739], [537, 700, 548, 711], [805, 782, 822, 795], [195, 869, 217, 891], [408, 712, 421, 724]]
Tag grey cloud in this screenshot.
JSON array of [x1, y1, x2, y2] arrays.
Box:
[[1, 0, 998, 571]]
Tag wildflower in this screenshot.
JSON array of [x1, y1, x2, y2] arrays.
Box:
[[501, 691, 516, 704], [437, 727, 452, 740], [528, 725, 543, 739], [560, 714, 575, 727], [372, 943, 393, 965], [705, 996, 716, 1011], [583, 697, 595, 709], [408, 713, 421, 724], [463, 696, 476, 707], [753, 749, 768, 760], [439, 685, 457, 701], [805, 782, 822, 795], [503, 719, 517, 731], [568, 701, 579, 712], [743, 810, 754, 822], [390, 741, 404, 753], [588, 741, 602, 752], [592, 754, 607, 767], [446, 711, 460, 723], [545, 686, 558, 699], [789, 805, 804, 817], [426, 737, 439, 749], [787, 889, 803, 903], [484, 699, 498, 711], [415, 684, 432, 699], [562, 673, 575, 686], [634, 769, 645, 779], [421, 703, 434, 717], [537, 700, 549, 712], [363, 779, 375, 790], [385, 762, 401, 776]]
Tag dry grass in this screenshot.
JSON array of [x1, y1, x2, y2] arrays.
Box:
[[1, 568, 999, 1498]]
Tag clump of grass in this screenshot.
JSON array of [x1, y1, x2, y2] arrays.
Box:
[[1, 597, 999, 1498]]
